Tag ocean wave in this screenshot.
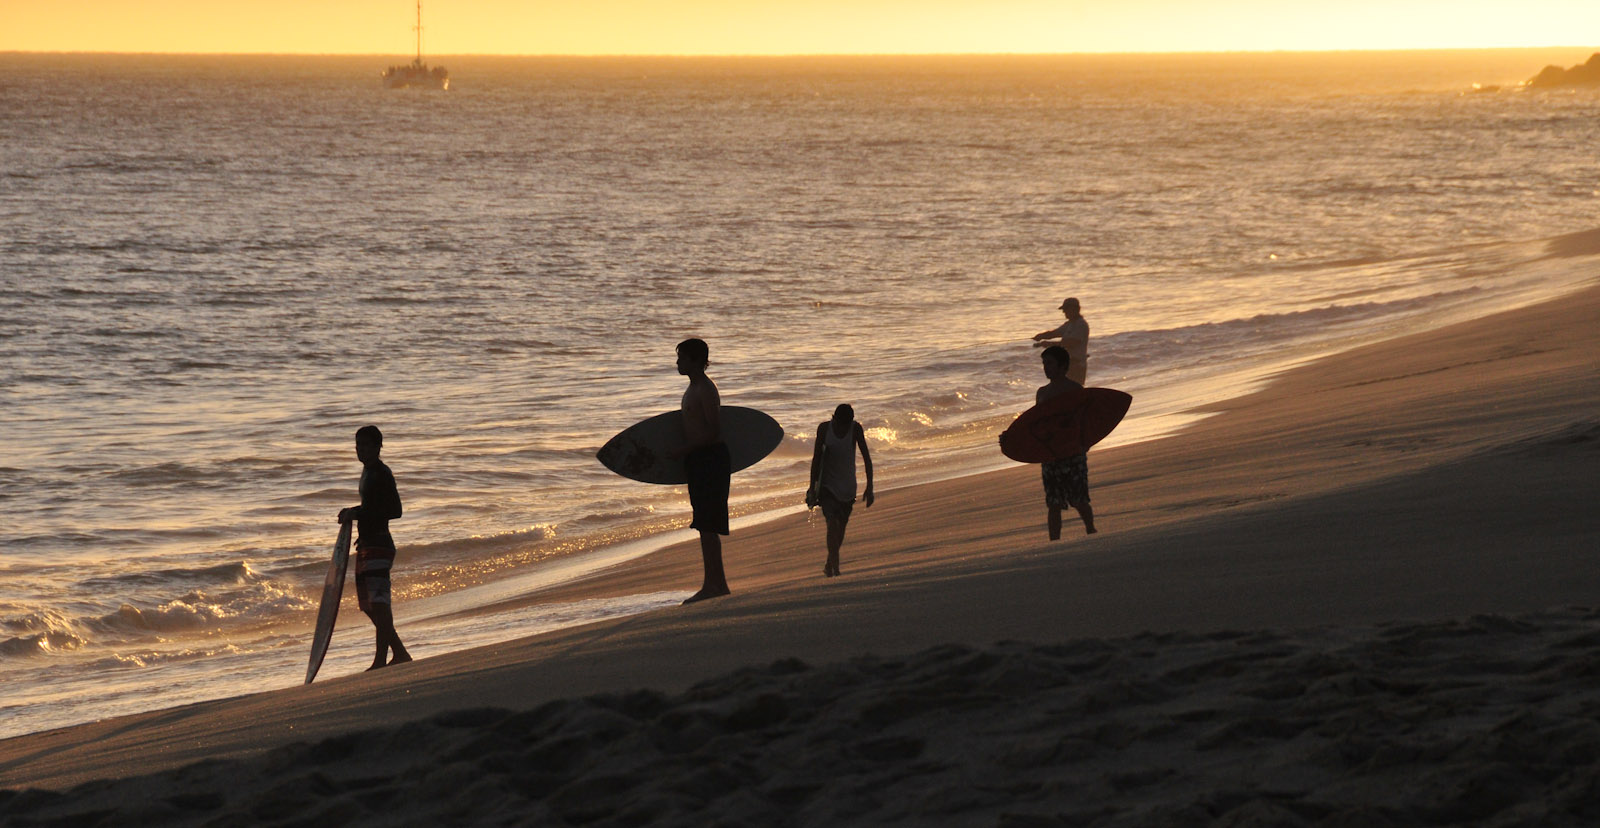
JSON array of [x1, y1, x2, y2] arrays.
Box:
[[105, 461, 211, 485], [402, 524, 562, 560], [77, 561, 265, 590], [1, 566, 316, 657], [358, 295, 432, 306], [3, 531, 109, 549], [87, 584, 315, 637], [0, 630, 87, 659], [2, 606, 78, 637], [287, 487, 350, 503], [0, 607, 89, 660], [483, 337, 559, 353], [1089, 288, 1484, 375], [570, 505, 661, 527], [167, 359, 236, 371], [86, 239, 224, 256], [486, 445, 604, 463], [82, 324, 172, 337], [60, 155, 211, 174], [85, 643, 246, 670]]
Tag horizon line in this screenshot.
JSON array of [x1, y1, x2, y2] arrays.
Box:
[[3, 45, 1596, 59]]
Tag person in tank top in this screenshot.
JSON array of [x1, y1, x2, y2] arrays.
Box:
[[806, 403, 875, 577]]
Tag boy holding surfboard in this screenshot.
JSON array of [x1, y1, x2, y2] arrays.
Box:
[[336, 425, 412, 670], [676, 338, 732, 604], [1037, 346, 1097, 540], [806, 404, 875, 577]]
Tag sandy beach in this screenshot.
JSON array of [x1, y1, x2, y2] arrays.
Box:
[[2, 240, 1596, 824]]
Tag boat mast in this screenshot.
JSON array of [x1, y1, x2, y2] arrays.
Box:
[[414, 0, 423, 64]]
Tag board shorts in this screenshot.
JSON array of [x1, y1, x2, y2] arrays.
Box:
[[354, 545, 395, 613], [1041, 455, 1090, 509], [819, 489, 854, 525], [686, 443, 731, 536]]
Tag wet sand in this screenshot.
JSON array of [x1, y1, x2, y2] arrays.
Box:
[[2, 257, 1596, 825]]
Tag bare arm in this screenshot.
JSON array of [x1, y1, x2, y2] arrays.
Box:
[[701, 389, 721, 442], [854, 422, 875, 507], [338, 466, 401, 523]]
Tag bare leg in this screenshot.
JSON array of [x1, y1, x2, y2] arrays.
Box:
[[824, 517, 847, 576], [1074, 501, 1097, 535], [1048, 506, 1062, 541], [385, 623, 412, 665], [683, 531, 731, 604], [364, 605, 402, 670]]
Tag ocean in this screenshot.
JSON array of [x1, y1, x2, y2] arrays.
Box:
[[1, 50, 1596, 739]]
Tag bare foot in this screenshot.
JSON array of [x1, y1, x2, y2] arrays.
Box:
[[366, 662, 387, 672], [1085, 524, 1098, 535], [389, 654, 413, 666], [682, 585, 731, 605]]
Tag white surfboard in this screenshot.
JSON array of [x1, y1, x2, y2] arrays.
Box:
[[597, 406, 784, 485], [305, 521, 352, 684]]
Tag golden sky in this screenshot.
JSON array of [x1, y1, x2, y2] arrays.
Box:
[[4, 0, 1598, 55]]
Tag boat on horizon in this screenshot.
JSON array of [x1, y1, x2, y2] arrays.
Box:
[[381, 1, 448, 90]]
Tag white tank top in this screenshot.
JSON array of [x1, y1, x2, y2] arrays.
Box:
[[820, 423, 857, 502]]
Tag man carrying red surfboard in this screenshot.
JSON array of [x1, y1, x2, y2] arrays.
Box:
[[1032, 296, 1089, 385], [1036, 346, 1097, 539]]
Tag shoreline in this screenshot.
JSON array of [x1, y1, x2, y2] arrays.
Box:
[[440, 277, 1600, 619], [1, 268, 1596, 797]]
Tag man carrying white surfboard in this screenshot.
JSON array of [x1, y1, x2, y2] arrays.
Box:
[[1037, 346, 1097, 540], [1032, 296, 1089, 385], [675, 338, 732, 604], [336, 425, 412, 670]]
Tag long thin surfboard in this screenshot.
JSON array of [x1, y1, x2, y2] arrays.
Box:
[[305, 521, 352, 684], [597, 406, 784, 485]]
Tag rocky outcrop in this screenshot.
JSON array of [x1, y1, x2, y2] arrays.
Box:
[[1526, 53, 1600, 88]]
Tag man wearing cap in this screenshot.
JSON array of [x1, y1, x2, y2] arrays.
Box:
[[1032, 297, 1089, 385]]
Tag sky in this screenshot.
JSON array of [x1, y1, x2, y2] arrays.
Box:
[[3, 0, 1599, 55]]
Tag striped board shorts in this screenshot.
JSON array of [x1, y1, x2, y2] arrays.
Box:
[[354, 546, 395, 613]]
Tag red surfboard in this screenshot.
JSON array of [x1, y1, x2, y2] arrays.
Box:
[[999, 387, 1132, 463]]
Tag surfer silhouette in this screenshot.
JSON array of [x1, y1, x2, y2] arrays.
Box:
[[806, 403, 875, 577], [336, 425, 412, 670], [1032, 297, 1089, 385], [1036, 346, 1097, 539], [676, 338, 732, 604]]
